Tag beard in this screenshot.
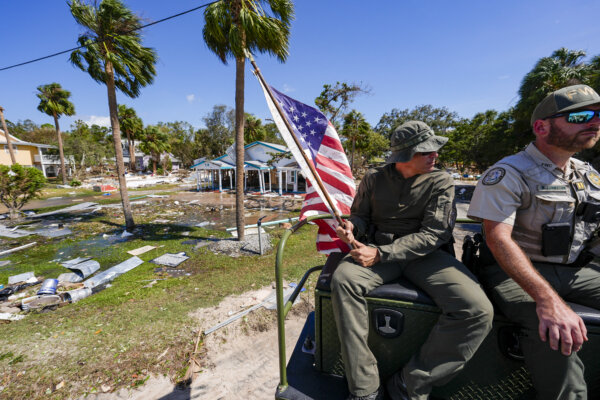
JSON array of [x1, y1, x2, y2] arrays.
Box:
[[548, 120, 600, 152]]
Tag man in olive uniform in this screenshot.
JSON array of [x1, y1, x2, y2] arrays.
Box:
[[468, 84, 600, 399], [333, 121, 493, 400]]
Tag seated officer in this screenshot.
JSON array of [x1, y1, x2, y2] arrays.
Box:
[[468, 84, 600, 399], [334, 121, 493, 400]]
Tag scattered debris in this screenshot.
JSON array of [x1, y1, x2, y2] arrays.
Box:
[[151, 252, 189, 267], [93, 184, 117, 192], [37, 279, 58, 295], [196, 221, 210, 227], [0, 260, 12, 267], [0, 312, 25, 321], [21, 295, 62, 311], [34, 202, 98, 217], [127, 245, 156, 256], [57, 259, 100, 283], [147, 194, 168, 198], [0, 242, 37, 257], [152, 219, 171, 224], [62, 287, 92, 303], [121, 230, 133, 238], [83, 256, 144, 289], [8, 272, 35, 285], [33, 227, 72, 238], [0, 226, 32, 238]]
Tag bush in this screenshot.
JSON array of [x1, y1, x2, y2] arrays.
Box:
[[156, 167, 165, 176], [70, 179, 82, 187], [0, 164, 46, 219]]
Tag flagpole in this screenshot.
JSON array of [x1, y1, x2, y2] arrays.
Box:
[[245, 52, 346, 225]]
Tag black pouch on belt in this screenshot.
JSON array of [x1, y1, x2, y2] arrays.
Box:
[[542, 222, 571, 257], [577, 201, 600, 223]]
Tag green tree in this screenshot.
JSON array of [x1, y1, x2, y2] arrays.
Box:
[[36, 83, 76, 184], [446, 110, 516, 171], [341, 110, 371, 171], [514, 48, 592, 139], [244, 113, 267, 143], [69, 0, 157, 231], [375, 104, 458, 139], [139, 125, 171, 175], [263, 121, 285, 145], [118, 104, 143, 172], [315, 81, 370, 129], [63, 120, 114, 176], [0, 164, 46, 220], [157, 121, 198, 168], [203, 0, 294, 240]]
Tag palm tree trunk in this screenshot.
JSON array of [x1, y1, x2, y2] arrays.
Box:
[[0, 107, 17, 165], [105, 60, 135, 231], [53, 113, 68, 185], [129, 138, 136, 172], [235, 56, 246, 241]]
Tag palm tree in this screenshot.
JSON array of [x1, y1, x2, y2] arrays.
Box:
[[36, 83, 75, 184], [138, 126, 171, 175], [118, 104, 143, 172], [203, 0, 294, 241], [0, 107, 17, 165], [514, 48, 593, 135], [69, 0, 157, 231], [341, 110, 370, 172]]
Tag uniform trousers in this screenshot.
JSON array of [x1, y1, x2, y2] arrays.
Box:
[[331, 249, 493, 399], [480, 261, 600, 400]]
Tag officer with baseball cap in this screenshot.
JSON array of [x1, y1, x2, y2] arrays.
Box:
[[469, 84, 600, 398], [333, 121, 493, 400]]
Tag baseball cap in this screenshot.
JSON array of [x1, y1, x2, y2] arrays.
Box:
[[531, 84, 600, 126], [386, 121, 448, 163]]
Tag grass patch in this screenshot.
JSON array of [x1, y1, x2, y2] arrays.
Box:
[[0, 211, 324, 399]]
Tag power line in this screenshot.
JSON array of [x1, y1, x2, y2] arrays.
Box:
[[0, 1, 220, 72]]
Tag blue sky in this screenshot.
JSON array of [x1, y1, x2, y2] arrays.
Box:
[[2, 0, 600, 132]]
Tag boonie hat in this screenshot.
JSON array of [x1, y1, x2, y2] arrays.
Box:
[[531, 84, 600, 126], [386, 121, 448, 163]]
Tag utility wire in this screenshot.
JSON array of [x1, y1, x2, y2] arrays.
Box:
[[0, 0, 221, 72]]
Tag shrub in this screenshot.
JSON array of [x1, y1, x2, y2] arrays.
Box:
[[70, 179, 82, 187], [0, 164, 46, 219]]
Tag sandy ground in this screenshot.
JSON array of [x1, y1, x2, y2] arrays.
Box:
[[80, 287, 309, 400]]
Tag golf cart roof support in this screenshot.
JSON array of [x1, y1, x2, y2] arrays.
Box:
[[274, 214, 346, 392]]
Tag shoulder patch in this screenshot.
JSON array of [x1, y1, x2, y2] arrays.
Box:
[[586, 171, 600, 189], [482, 167, 506, 186]]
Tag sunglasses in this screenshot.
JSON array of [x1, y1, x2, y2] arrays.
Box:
[[548, 110, 600, 124], [415, 151, 437, 156]]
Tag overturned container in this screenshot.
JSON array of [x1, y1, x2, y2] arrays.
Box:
[[22, 295, 61, 311], [62, 287, 93, 303], [37, 279, 58, 295]]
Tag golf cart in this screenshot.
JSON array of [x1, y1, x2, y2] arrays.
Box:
[[273, 215, 600, 399]]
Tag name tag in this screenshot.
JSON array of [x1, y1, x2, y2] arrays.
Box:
[[537, 185, 567, 192]]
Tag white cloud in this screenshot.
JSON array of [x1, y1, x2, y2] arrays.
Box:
[[282, 84, 294, 93], [186, 94, 195, 103], [81, 115, 111, 127]]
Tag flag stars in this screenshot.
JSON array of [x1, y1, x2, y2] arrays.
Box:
[[289, 106, 295, 112], [293, 115, 300, 122], [310, 129, 316, 135], [301, 112, 307, 118], [305, 121, 312, 127]]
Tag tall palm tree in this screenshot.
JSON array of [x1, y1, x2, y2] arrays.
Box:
[[0, 107, 17, 165], [36, 83, 75, 184], [203, 0, 294, 241], [118, 104, 143, 172], [514, 48, 593, 137], [341, 110, 370, 172], [138, 126, 171, 176], [69, 0, 157, 231]]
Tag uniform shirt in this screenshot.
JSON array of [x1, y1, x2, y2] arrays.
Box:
[[468, 142, 600, 264], [350, 163, 455, 263]]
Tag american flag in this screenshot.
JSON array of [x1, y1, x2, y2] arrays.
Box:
[[259, 84, 356, 254]]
